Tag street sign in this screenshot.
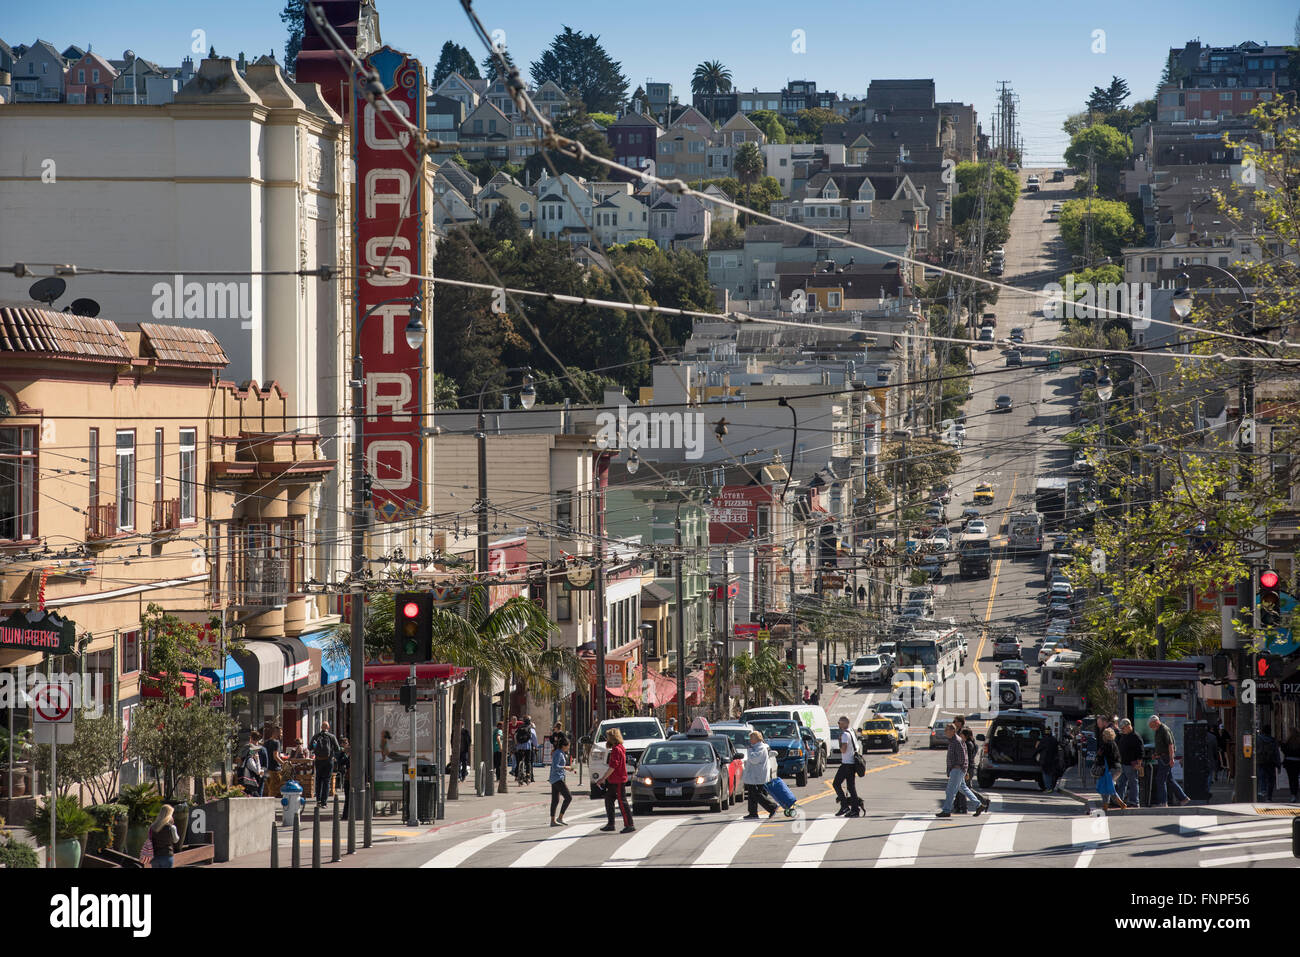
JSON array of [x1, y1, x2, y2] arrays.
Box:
[[33, 681, 75, 745]]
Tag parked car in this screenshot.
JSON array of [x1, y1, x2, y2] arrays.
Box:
[[1071, 452, 1092, 474], [630, 738, 732, 814], [925, 504, 948, 524], [920, 556, 945, 580], [1051, 170, 1065, 182], [987, 261, 1004, 277], [858, 717, 901, 754], [1038, 640, 1064, 665]]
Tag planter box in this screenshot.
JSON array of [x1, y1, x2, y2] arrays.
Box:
[[193, 797, 277, 863]]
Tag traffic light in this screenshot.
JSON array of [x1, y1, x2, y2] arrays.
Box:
[[1259, 569, 1281, 628], [393, 592, 432, 663], [1257, 654, 1284, 680]]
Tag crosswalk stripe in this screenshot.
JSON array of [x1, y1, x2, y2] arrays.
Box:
[[1178, 816, 1218, 834], [876, 814, 932, 867], [1071, 814, 1110, 868], [1199, 849, 1297, 868], [1197, 827, 1291, 842], [1198, 837, 1292, 854], [601, 816, 692, 866], [974, 813, 1023, 857], [420, 829, 515, 868], [509, 820, 604, 867], [783, 814, 849, 868], [692, 818, 761, 868]]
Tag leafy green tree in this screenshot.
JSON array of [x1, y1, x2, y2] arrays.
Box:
[[432, 372, 459, 410], [691, 60, 733, 95], [1087, 76, 1131, 113], [734, 141, 763, 185], [1064, 123, 1133, 197], [279, 0, 304, 75], [796, 107, 845, 140], [431, 41, 480, 87], [747, 110, 785, 144], [528, 26, 629, 113], [535, 365, 623, 404], [481, 46, 517, 82], [1058, 198, 1140, 259], [489, 201, 525, 242], [33, 713, 124, 803], [709, 219, 744, 249]]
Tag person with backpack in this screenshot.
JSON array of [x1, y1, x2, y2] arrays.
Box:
[[1257, 725, 1282, 802], [239, 738, 265, 796], [310, 722, 341, 807], [514, 718, 535, 784]]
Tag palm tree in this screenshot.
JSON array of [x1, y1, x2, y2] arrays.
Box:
[[734, 141, 763, 186], [691, 60, 733, 96]]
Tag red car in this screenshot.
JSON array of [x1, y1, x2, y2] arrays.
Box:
[[669, 730, 745, 806]]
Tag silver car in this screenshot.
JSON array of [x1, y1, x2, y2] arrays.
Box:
[[929, 719, 955, 749]]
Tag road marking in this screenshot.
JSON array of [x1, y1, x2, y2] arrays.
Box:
[[1071, 814, 1110, 868], [1199, 849, 1297, 868], [420, 829, 515, 868], [1178, 816, 1218, 834], [1197, 826, 1292, 842], [601, 816, 691, 866], [851, 691, 879, 730], [974, 813, 1023, 857], [876, 814, 932, 867], [1199, 836, 1293, 853], [783, 814, 850, 868], [509, 819, 605, 867]]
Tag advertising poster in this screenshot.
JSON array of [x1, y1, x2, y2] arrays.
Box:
[[372, 701, 434, 795]]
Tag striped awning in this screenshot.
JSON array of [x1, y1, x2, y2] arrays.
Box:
[[1110, 659, 1203, 682]]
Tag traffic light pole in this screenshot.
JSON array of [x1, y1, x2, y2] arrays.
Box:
[[406, 664, 418, 826]]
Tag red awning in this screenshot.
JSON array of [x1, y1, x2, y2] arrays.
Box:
[[364, 664, 471, 684], [643, 669, 678, 707], [140, 671, 214, 699]]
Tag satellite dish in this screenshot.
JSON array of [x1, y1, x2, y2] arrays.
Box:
[[28, 277, 67, 306], [70, 298, 101, 317]]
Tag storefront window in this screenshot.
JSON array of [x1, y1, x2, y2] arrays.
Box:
[[120, 629, 141, 675]]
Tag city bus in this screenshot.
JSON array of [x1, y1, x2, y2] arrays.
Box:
[[1040, 650, 1087, 717], [896, 627, 963, 684]]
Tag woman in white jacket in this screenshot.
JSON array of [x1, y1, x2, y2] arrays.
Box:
[[742, 731, 780, 819]]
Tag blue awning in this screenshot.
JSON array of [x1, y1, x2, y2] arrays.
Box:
[[300, 630, 350, 686], [202, 656, 245, 693]]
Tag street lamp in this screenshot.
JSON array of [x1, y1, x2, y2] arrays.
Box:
[[1095, 376, 1113, 403], [348, 294, 424, 845], [475, 366, 534, 796], [625, 449, 640, 475]]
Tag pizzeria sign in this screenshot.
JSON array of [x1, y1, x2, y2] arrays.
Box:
[[0, 609, 76, 655]]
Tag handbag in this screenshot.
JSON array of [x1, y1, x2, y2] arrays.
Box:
[[854, 752, 866, 777]]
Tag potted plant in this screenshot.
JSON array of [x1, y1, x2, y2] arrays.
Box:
[[0, 833, 39, 869], [118, 782, 161, 858], [86, 803, 128, 856], [26, 795, 97, 868]]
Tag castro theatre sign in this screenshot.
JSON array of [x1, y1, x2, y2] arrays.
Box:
[[354, 47, 428, 522]]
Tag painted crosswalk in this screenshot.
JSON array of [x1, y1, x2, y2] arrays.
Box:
[[414, 806, 1298, 869]]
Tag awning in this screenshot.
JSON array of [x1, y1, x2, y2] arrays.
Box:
[[1110, 659, 1204, 682], [231, 639, 310, 693], [140, 671, 214, 699], [201, 656, 245, 693], [643, 668, 677, 706], [300, 630, 351, 686], [364, 663, 471, 685]]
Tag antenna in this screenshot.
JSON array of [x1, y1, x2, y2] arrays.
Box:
[[28, 277, 67, 306]]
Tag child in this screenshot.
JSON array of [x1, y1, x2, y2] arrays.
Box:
[[549, 734, 574, 826]]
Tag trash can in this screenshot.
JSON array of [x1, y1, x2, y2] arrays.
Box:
[[824, 663, 835, 683], [840, 661, 852, 682], [1138, 754, 1156, 807], [403, 762, 437, 823]]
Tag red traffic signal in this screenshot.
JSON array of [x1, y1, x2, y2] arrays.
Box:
[[1258, 654, 1284, 680], [1259, 570, 1282, 629], [393, 592, 432, 663], [402, 601, 420, 618], [1260, 570, 1280, 590]]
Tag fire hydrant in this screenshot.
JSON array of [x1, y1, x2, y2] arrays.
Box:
[[280, 780, 304, 827]]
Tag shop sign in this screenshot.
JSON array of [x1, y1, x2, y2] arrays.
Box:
[[0, 609, 75, 655]]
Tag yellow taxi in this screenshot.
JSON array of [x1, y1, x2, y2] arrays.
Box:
[[891, 667, 935, 704], [858, 717, 901, 753], [973, 483, 995, 504]]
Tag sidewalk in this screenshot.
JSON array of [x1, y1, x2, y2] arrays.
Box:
[[215, 767, 585, 867], [1059, 767, 1291, 816]]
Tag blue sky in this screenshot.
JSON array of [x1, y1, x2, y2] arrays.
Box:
[[6, 0, 1297, 163]]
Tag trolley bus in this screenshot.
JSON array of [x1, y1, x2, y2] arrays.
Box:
[[1040, 650, 1087, 717], [896, 627, 963, 684]]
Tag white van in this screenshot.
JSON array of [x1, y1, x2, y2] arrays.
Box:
[[741, 705, 833, 764]]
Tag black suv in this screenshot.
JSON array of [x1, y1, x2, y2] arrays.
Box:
[[975, 710, 1061, 789]]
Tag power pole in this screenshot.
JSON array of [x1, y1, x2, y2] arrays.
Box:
[[721, 548, 731, 718]]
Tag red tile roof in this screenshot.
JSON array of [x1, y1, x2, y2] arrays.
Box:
[[0, 304, 131, 361]]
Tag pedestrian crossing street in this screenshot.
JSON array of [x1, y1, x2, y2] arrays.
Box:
[[415, 798, 1300, 869]]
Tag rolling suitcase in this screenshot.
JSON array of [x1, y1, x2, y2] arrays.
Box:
[[764, 777, 797, 817]]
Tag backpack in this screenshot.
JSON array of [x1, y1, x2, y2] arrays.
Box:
[[515, 726, 532, 746], [311, 732, 335, 761]]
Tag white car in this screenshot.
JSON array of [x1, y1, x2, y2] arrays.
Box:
[[966, 519, 989, 536], [1038, 640, 1063, 665], [993, 636, 1022, 659], [849, 654, 889, 686], [585, 717, 666, 798]]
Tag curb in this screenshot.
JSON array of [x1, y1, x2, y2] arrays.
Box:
[[1057, 787, 1095, 812]]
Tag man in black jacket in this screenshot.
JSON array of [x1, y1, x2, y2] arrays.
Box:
[[1115, 719, 1144, 806], [1033, 728, 1062, 793]]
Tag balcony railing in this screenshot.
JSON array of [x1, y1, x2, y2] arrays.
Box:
[[85, 503, 118, 541], [225, 557, 288, 608], [152, 498, 181, 533]]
